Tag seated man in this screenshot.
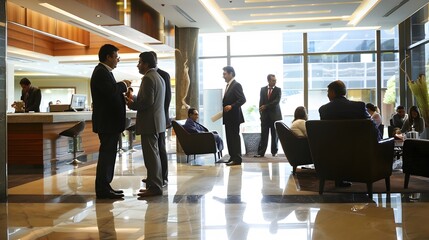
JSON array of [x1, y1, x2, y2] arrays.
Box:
[[183, 108, 224, 151], [319, 80, 374, 188], [390, 105, 408, 128]]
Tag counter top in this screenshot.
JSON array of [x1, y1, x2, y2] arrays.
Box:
[[7, 111, 137, 123]]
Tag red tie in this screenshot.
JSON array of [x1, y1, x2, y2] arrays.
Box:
[[268, 88, 273, 99]]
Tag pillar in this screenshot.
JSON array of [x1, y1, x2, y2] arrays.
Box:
[[0, 0, 7, 202], [175, 27, 199, 120]]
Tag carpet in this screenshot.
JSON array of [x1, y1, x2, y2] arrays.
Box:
[[294, 168, 429, 193], [219, 154, 288, 163]]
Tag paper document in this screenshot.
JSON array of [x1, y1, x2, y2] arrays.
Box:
[[211, 111, 223, 122]]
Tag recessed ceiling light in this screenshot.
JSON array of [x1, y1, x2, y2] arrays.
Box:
[[96, 14, 101, 18], [320, 23, 332, 26], [286, 24, 295, 28]]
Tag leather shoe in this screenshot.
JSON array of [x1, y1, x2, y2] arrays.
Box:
[[97, 190, 124, 199], [335, 181, 352, 188], [137, 188, 162, 197], [163, 180, 168, 187], [109, 187, 123, 194], [272, 153, 278, 157], [226, 161, 241, 166], [253, 155, 264, 158], [142, 178, 147, 183]]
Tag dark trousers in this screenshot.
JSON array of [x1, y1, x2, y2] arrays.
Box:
[[158, 132, 168, 182], [225, 122, 242, 163], [141, 133, 163, 191], [257, 119, 278, 156], [95, 132, 119, 194]]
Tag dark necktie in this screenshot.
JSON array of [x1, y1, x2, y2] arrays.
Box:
[[268, 88, 273, 100]]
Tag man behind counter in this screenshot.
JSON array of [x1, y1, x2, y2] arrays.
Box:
[[11, 78, 42, 112]]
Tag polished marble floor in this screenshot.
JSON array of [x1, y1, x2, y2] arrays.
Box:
[[3, 138, 429, 240]]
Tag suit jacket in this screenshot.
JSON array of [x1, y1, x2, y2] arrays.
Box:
[[222, 80, 246, 125], [259, 86, 282, 121], [90, 63, 128, 134], [157, 68, 172, 128], [319, 96, 370, 120], [21, 86, 41, 112], [129, 68, 166, 135], [183, 118, 209, 133]]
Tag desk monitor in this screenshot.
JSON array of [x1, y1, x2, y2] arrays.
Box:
[[70, 94, 86, 111], [49, 104, 70, 112]]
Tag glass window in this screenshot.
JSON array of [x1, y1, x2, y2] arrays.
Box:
[[307, 53, 377, 120], [307, 30, 375, 53], [380, 27, 399, 50], [411, 4, 429, 44], [282, 32, 303, 53], [199, 33, 227, 57], [40, 87, 75, 112], [230, 31, 285, 55]]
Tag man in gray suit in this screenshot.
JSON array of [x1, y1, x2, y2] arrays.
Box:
[[128, 52, 166, 197]]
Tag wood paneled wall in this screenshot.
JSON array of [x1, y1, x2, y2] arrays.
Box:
[[6, 2, 137, 57]]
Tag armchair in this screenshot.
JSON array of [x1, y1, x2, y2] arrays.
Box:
[[172, 120, 222, 163], [275, 121, 313, 174], [402, 139, 429, 188], [306, 119, 394, 198]]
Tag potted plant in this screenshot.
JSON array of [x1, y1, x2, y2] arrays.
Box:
[[241, 104, 261, 155], [407, 74, 429, 138]]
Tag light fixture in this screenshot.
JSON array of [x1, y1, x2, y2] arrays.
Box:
[[39, 2, 155, 51], [198, 0, 233, 31], [348, 0, 381, 26]]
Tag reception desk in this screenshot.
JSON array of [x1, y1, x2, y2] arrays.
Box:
[[7, 111, 136, 168]]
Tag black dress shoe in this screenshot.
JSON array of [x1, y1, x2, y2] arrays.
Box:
[[109, 187, 123, 194], [137, 188, 162, 197], [226, 161, 241, 166], [253, 155, 264, 158], [335, 181, 352, 188], [162, 180, 168, 187], [97, 190, 124, 199], [142, 178, 147, 183], [272, 153, 278, 157]]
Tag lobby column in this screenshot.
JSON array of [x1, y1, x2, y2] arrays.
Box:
[[0, 0, 7, 202], [175, 27, 199, 120]]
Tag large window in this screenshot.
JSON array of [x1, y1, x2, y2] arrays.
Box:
[[199, 28, 400, 128]]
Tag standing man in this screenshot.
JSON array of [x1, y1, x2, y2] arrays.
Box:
[[222, 66, 246, 166], [18, 78, 42, 112], [254, 74, 282, 157], [128, 52, 166, 197], [91, 44, 131, 199], [319, 80, 371, 187], [147, 51, 171, 187]]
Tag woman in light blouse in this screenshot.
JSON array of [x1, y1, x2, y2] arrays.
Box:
[[290, 106, 308, 137]]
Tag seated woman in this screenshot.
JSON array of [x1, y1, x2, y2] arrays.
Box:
[[290, 106, 308, 137], [401, 105, 425, 135], [183, 108, 224, 151], [366, 103, 382, 127]]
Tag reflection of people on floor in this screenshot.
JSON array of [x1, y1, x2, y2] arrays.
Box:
[[144, 197, 169, 239], [95, 201, 118, 240], [261, 163, 293, 234], [214, 167, 249, 239]]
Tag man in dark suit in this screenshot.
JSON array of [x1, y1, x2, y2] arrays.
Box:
[[91, 44, 131, 199], [183, 108, 224, 152], [148, 51, 171, 187], [222, 66, 246, 166], [254, 74, 282, 157], [18, 78, 41, 112], [128, 52, 166, 197], [319, 80, 371, 187]]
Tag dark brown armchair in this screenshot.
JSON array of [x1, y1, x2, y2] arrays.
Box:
[[306, 119, 394, 198], [275, 121, 313, 174], [402, 139, 429, 188], [172, 120, 222, 163]]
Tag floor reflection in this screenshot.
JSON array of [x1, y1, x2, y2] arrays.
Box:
[[4, 141, 429, 239]]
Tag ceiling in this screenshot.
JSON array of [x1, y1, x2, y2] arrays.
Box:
[[6, 0, 429, 81], [144, 0, 429, 32]]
